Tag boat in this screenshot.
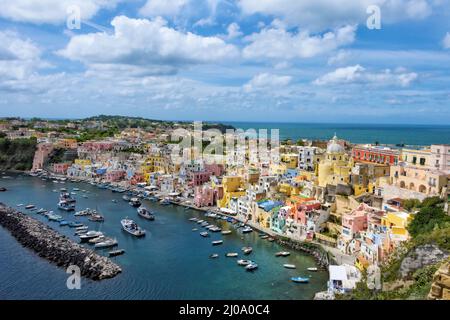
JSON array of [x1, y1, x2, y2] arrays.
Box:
[[200, 231, 209, 237], [0, 187, 6, 192], [221, 230, 232, 235], [73, 188, 80, 191], [242, 226, 253, 233], [75, 226, 88, 231], [48, 214, 63, 221], [242, 247, 253, 255], [291, 276, 309, 283], [245, 263, 258, 271], [209, 254, 219, 259], [16, 204, 24, 207], [122, 195, 130, 202], [88, 214, 105, 222], [36, 208, 47, 214], [307, 267, 318, 272], [121, 218, 146, 237], [267, 237, 275, 242], [109, 249, 125, 257], [74, 209, 90, 216], [68, 222, 84, 228], [95, 238, 118, 249], [201, 221, 210, 227], [59, 220, 69, 226], [129, 197, 141, 207], [197, 220, 204, 224], [275, 251, 290, 257], [237, 259, 252, 266], [212, 240, 223, 246], [283, 264, 296, 269], [189, 217, 198, 222], [226, 253, 238, 257], [209, 226, 222, 232], [79, 231, 103, 241], [160, 198, 171, 205], [192, 228, 198, 231], [25, 204, 35, 210], [112, 199, 118, 203], [137, 207, 155, 220], [89, 236, 106, 244]]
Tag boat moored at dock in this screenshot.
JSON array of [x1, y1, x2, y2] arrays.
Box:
[[121, 218, 146, 237]]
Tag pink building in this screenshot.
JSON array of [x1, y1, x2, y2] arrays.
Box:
[[194, 185, 215, 207], [105, 170, 126, 182], [296, 201, 322, 225], [53, 163, 71, 175], [204, 163, 225, 177], [341, 203, 384, 239], [32, 143, 54, 172], [190, 171, 211, 186]]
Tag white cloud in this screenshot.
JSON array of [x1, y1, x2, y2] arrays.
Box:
[[242, 24, 356, 60], [58, 16, 239, 75], [443, 32, 450, 49], [327, 50, 352, 66], [314, 65, 418, 87], [239, 0, 438, 30], [243, 73, 292, 92], [226, 23, 243, 40], [139, 0, 189, 17], [0, 0, 118, 24]]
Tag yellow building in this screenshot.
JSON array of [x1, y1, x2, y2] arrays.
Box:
[[317, 135, 352, 187], [381, 211, 411, 238], [278, 183, 301, 196], [270, 163, 288, 176], [218, 176, 246, 208], [74, 159, 91, 169], [401, 148, 432, 168], [281, 153, 298, 169]]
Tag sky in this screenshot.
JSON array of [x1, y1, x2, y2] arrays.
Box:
[[0, 0, 450, 124]]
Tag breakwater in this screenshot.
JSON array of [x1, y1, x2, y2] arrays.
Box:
[[0, 203, 121, 280]]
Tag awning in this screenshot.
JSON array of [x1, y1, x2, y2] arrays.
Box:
[[329, 265, 347, 281]]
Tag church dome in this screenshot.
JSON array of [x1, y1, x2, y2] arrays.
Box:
[[327, 134, 345, 154]]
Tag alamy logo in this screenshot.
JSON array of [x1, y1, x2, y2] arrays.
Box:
[[367, 5, 382, 30], [66, 5, 81, 30], [66, 265, 81, 290]]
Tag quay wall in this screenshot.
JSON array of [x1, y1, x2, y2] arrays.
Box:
[[0, 203, 121, 280]]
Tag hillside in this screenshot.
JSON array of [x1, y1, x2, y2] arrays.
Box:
[[0, 137, 37, 171]]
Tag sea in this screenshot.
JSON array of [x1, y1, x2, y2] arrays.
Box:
[[220, 122, 450, 146], [0, 174, 327, 300]]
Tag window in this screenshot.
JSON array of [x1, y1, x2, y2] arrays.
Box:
[[412, 156, 417, 164], [420, 158, 426, 166]]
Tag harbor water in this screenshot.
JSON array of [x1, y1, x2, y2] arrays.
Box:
[[0, 174, 327, 300]]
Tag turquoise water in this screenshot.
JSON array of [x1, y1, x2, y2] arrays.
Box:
[[221, 122, 450, 146], [0, 174, 327, 300]]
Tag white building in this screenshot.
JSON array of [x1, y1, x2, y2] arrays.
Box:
[[430, 144, 450, 172], [298, 146, 318, 171]]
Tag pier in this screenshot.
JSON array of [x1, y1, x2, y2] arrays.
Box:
[[0, 203, 121, 280]]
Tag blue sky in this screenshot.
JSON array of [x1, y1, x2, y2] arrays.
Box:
[[0, 0, 450, 124]]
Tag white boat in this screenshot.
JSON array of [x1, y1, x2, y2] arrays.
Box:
[[212, 240, 223, 246], [137, 207, 155, 220], [307, 267, 318, 272], [79, 231, 103, 241], [242, 226, 253, 233], [237, 259, 252, 266], [189, 217, 198, 222], [276, 251, 290, 257], [242, 247, 253, 255], [283, 264, 296, 269], [200, 231, 209, 237], [88, 236, 106, 244], [121, 218, 146, 237], [246, 263, 258, 271], [226, 252, 238, 257], [25, 204, 35, 209], [95, 239, 118, 249], [221, 230, 232, 235]]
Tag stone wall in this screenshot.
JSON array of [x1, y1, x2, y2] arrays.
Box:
[[428, 260, 450, 300]]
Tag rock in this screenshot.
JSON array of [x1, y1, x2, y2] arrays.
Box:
[[0, 204, 121, 280], [400, 245, 448, 279]]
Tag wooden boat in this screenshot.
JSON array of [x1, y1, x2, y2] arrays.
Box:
[[283, 264, 296, 269], [291, 276, 309, 283]]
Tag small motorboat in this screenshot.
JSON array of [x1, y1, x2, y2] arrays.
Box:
[[122, 195, 130, 202], [283, 264, 296, 269], [197, 220, 205, 224], [95, 238, 118, 249], [75, 225, 88, 231], [275, 251, 290, 257], [17, 204, 24, 207], [200, 231, 209, 237], [209, 254, 219, 259], [121, 218, 146, 237], [129, 198, 141, 207], [59, 220, 69, 226], [242, 226, 253, 233], [48, 214, 63, 221], [69, 222, 84, 228], [212, 240, 223, 246], [267, 238, 275, 242], [0, 187, 6, 192], [237, 259, 252, 266], [307, 267, 318, 272], [260, 235, 268, 239], [79, 231, 103, 241], [192, 228, 198, 231], [25, 204, 35, 210], [137, 207, 155, 221], [89, 236, 106, 244], [242, 247, 253, 255], [221, 230, 232, 235], [36, 208, 47, 214], [291, 276, 309, 283], [88, 214, 105, 222], [245, 263, 258, 271], [209, 226, 222, 232], [189, 217, 198, 222], [109, 249, 125, 257], [226, 252, 238, 257]]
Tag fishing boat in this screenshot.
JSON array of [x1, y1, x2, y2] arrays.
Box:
[[200, 231, 209, 237], [95, 238, 118, 249], [88, 214, 105, 222], [226, 252, 238, 257], [79, 231, 103, 241], [307, 267, 318, 272], [109, 249, 125, 257], [283, 264, 296, 269], [129, 198, 141, 207], [242, 226, 253, 233], [275, 251, 290, 257], [121, 218, 146, 237], [221, 230, 232, 235], [291, 276, 309, 283], [245, 263, 258, 271], [137, 207, 155, 220], [212, 240, 223, 246], [237, 259, 252, 266], [25, 204, 35, 210], [209, 254, 219, 259], [242, 247, 253, 255]]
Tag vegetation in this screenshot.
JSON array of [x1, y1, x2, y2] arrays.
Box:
[[0, 137, 37, 171], [76, 128, 119, 142], [407, 197, 449, 238]]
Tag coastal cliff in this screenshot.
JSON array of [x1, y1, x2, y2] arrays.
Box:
[[0, 204, 121, 280]]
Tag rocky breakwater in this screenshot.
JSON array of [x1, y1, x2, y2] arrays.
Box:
[[0, 204, 121, 280]]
